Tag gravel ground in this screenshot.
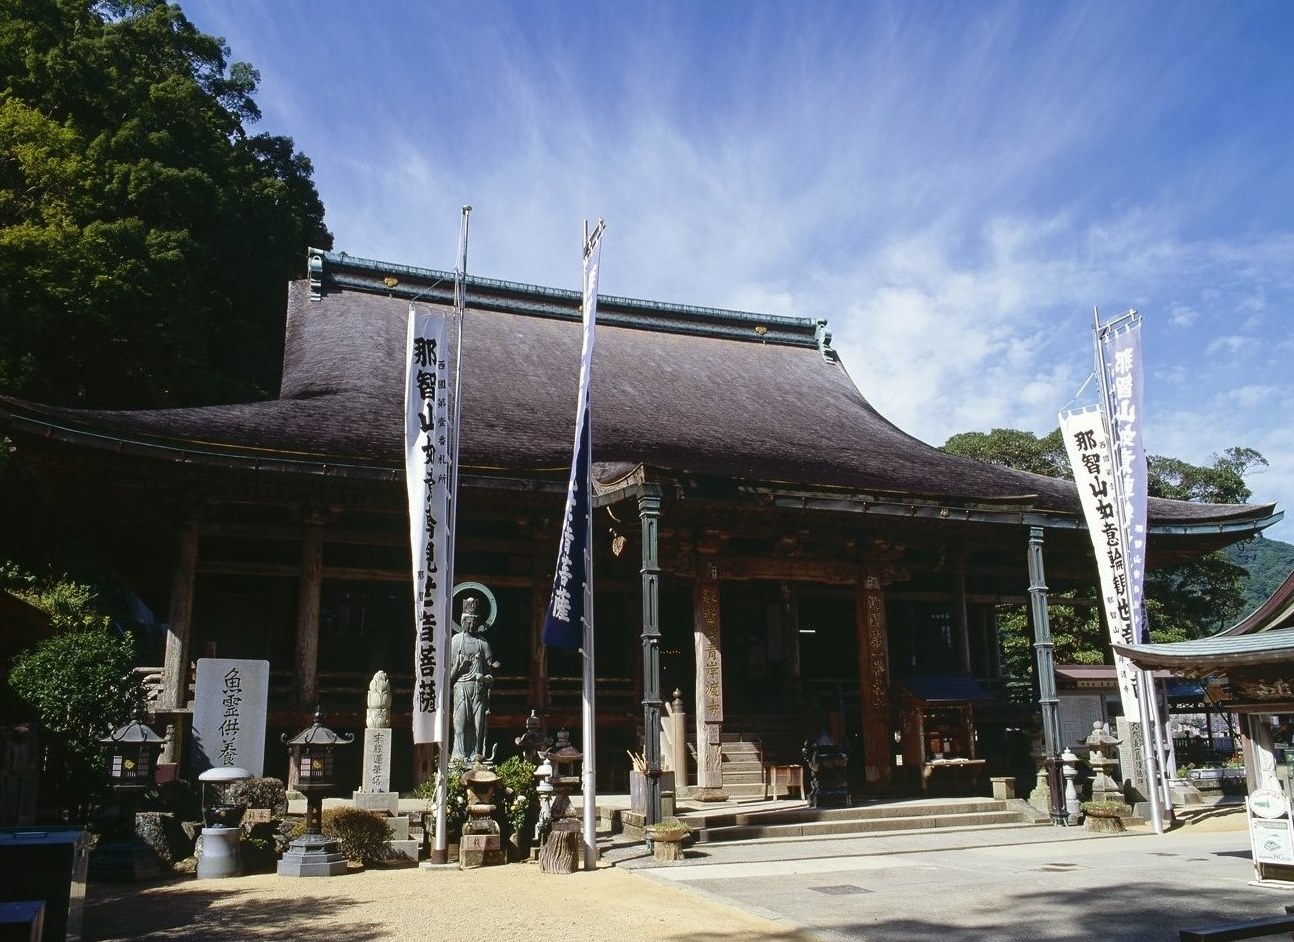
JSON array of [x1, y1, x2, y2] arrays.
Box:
[[84, 858, 815, 942]]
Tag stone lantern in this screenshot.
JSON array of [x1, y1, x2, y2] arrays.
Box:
[[548, 728, 582, 807], [101, 715, 165, 800], [92, 714, 165, 881], [1082, 722, 1124, 804], [278, 708, 354, 877], [459, 761, 505, 869]]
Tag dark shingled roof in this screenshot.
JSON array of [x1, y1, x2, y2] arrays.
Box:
[[0, 250, 1279, 533]]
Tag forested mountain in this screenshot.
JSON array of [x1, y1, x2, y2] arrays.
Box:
[[1224, 535, 1294, 616]]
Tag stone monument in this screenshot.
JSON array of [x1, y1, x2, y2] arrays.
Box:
[[352, 670, 418, 860], [192, 658, 270, 775], [353, 671, 398, 816]]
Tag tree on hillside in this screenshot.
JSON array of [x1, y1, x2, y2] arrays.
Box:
[[941, 428, 1267, 702], [0, 0, 332, 409]]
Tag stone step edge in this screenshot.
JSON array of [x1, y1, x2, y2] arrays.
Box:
[[696, 813, 1035, 843]]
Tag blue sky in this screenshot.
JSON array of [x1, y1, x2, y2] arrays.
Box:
[[181, 0, 1294, 537]]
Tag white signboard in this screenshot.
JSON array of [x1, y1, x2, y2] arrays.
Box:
[[1249, 788, 1294, 866]]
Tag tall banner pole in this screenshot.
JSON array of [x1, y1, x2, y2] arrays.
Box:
[[541, 218, 605, 870], [1094, 308, 1165, 834], [429, 205, 472, 864], [579, 220, 604, 870]]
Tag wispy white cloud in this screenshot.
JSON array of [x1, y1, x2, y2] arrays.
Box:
[[174, 0, 1294, 537]]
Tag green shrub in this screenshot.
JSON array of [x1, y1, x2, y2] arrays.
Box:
[[413, 759, 468, 839], [495, 754, 538, 837], [225, 777, 288, 816], [321, 807, 390, 864], [6, 573, 139, 820]]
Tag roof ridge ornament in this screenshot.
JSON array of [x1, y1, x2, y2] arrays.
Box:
[[308, 250, 325, 301], [815, 319, 837, 361]]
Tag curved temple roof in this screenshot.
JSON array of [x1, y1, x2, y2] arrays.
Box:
[[0, 249, 1279, 538]]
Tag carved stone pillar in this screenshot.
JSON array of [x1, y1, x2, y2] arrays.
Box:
[[295, 517, 324, 708], [161, 513, 200, 712], [856, 573, 892, 784], [693, 566, 727, 800]]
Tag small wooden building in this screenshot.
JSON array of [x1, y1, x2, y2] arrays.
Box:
[[0, 249, 1278, 793]]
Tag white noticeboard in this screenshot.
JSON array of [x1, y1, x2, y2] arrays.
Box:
[[1248, 788, 1294, 867]]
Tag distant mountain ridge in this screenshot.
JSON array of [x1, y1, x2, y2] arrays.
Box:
[[1223, 534, 1294, 617]]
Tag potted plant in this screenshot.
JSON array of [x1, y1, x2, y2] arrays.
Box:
[[645, 816, 691, 862], [1081, 800, 1130, 832]]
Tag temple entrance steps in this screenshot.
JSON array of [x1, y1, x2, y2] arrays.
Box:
[[719, 736, 766, 799], [687, 796, 1044, 844]]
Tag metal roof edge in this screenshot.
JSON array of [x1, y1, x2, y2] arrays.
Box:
[[306, 248, 827, 350]]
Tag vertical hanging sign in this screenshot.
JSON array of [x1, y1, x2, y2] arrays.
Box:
[[406, 307, 452, 744], [541, 221, 604, 651], [1101, 318, 1148, 643], [1059, 404, 1143, 723]]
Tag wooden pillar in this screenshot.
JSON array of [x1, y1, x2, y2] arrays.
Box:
[[161, 514, 199, 712], [952, 566, 972, 674], [531, 577, 549, 708], [856, 573, 892, 784], [693, 565, 727, 800], [295, 520, 324, 709]]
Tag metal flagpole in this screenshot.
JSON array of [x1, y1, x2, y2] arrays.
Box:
[[581, 218, 603, 871], [1092, 307, 1164, 835], [432, 205, 472, 864]]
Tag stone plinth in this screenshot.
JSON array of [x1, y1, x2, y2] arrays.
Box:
[[352, 791, 399, 816], [277, 833, 347, 877], [459, 825, 504, 869]]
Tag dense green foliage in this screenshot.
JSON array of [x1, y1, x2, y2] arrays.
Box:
[[224, 776, 288, 817], [1223, 535, 1294, 613], [319, 807, 390, 864], [0, 0, 331, 408], [941, 428, 1287, 702], [941, 428, 1069, 478], [494, 753, 538, 837], [5, 566, 139, 818]]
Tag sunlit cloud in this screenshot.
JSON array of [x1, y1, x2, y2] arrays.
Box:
[[173, 0, 1294, 537]]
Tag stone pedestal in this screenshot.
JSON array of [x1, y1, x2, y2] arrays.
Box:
[[196, 827, 241, 879], [277, 833, 348, 877], [459, 823, 504, 869], [352, 791, 399, 816], [650, 834, 685, 862], [90, 835, 163, 882]]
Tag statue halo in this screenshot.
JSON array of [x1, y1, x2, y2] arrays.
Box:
[[451, 581, 498, 634]]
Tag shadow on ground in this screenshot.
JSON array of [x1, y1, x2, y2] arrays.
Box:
[[85, 874, 385, 942]]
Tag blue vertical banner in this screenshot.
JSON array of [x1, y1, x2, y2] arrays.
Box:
[[1101, 317, 1148, 642], [542, 221, 604, 650]]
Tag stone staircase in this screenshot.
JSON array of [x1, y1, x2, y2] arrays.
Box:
[[688, 796, 1045, 844], [719, 735, 768, 800]]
